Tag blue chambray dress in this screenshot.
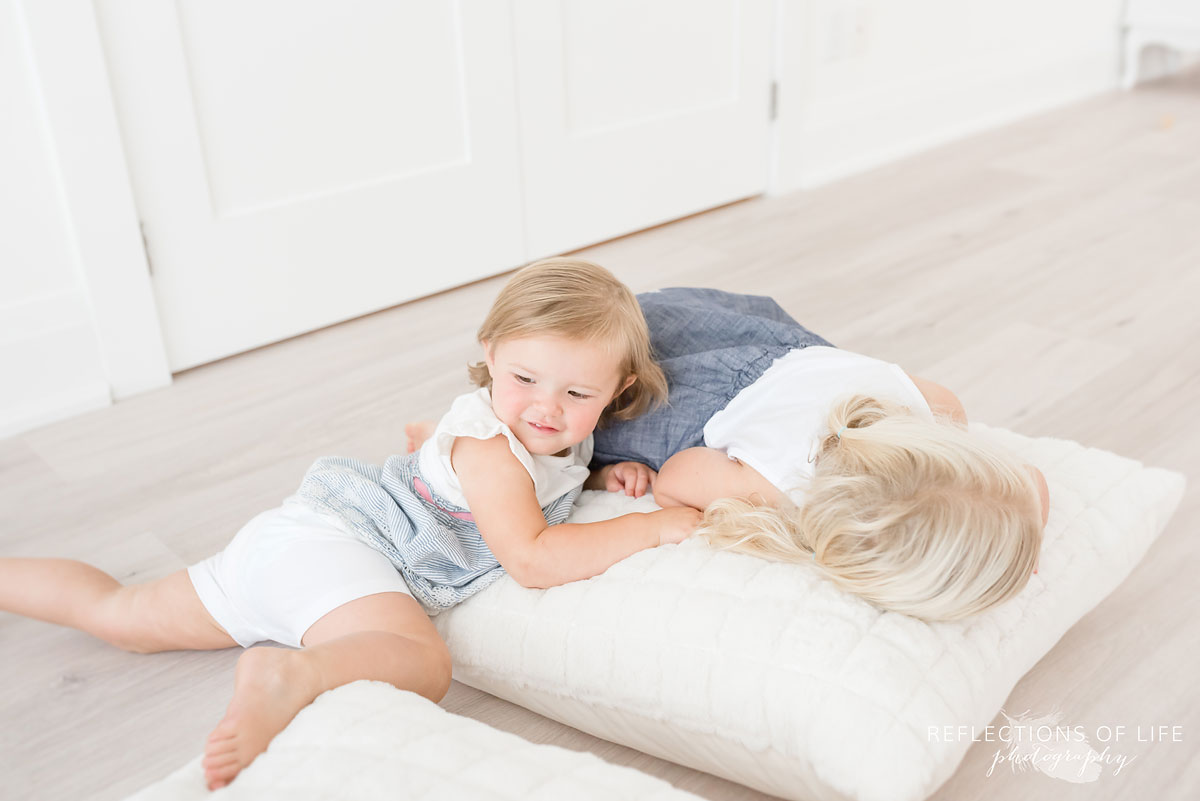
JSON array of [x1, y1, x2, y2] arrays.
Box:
[[296, 452, 580, 612], [592, 287, 832, 472]]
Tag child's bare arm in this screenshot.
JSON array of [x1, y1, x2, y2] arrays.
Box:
[[453, 436, 700, 589], [906, 374, 967, 424], [653, 447, 788, 511]]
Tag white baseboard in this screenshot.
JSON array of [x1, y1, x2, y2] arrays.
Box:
[[0, 382, 111, 440], [770, 49, 1121, 194], [0, 290, 112, 439]]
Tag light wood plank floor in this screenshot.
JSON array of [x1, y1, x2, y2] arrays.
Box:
[[3, 71, 1198, 801]]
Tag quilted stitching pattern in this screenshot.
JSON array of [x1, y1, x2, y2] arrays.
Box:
[[126, 681, 703, 801], [435, 425, 1185, 801]]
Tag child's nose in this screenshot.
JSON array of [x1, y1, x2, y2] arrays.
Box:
[[533, 394, 561, 417]]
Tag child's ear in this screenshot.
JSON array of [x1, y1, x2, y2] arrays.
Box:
[[616, 374, 637, 397], [482, 340, 495, 371]]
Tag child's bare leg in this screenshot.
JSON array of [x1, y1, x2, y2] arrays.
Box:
[[0, 559, 235, 652], [202, 591, 450, 790]]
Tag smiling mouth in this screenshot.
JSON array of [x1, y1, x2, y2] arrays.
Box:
[[526, 422, 559, 434]]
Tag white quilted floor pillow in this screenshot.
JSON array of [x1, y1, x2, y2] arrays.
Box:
[[434, 425, 1185, 801], [125, 680, 704, 801]]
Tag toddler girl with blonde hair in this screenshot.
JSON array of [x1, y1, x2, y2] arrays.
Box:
[[590, 287, 1049, 622], [0, 259, 696, 790]]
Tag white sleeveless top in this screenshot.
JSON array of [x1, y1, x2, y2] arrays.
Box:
[[418, 387, 593, 509], [702, 346, 933, 502]]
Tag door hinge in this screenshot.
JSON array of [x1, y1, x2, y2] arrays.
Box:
[[769, 81, 779, 121], [139, 221, 153, 276]]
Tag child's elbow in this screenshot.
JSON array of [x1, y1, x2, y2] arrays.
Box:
[[503, 558, 541, 589], [509, 567, 553, 590], [651, 483, 688, 508], [502, 545, 554, 589], [651, 454, 692, 509]]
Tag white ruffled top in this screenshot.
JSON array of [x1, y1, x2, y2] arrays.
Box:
[[417, 387, 593, 510]]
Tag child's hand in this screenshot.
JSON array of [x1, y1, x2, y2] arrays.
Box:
[[405, 420, 437, 454], [650, 507, 702, 545], [601, 461, 657, 498]]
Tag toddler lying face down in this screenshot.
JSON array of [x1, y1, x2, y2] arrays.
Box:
[[589, 287, 1048, 622]]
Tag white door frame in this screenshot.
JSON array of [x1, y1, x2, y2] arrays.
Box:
[[21, 0, 170, 398]]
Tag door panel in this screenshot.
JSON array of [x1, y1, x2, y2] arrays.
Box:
[[95, 0, 524, 370], [176, 3, 471, 216], [514, 0, 773, 258]]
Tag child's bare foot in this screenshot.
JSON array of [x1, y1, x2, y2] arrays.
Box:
[[202, 647, 321, 790], [405, 420, 437, 453]]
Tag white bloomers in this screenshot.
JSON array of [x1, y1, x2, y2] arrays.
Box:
[[187, 497, 413, 648]]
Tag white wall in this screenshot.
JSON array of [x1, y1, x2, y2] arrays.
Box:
[[0, 0, 1159, 438], [770, 0, 1128, 192], [1, 0, 169, 439]]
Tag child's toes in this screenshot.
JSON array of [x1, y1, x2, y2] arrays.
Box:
[[203, 755, 240, 790]]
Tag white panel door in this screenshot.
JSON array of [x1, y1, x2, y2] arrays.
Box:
[[513, 0, 774, 258], [94, 1, 524, 370]]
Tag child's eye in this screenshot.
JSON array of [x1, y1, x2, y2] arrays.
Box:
[[568, 391, 592, 400], [514, 374, 534, 384]]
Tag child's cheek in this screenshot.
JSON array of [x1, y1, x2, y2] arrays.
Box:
[[580, 403, 605, 433], [493, 385, 521, 423]]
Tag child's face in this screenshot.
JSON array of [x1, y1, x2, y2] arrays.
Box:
[[485, 335, 632, 456]]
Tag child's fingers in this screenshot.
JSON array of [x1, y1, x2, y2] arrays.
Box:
[[606, 463, 655, 497], [614, 464, 638, 496]]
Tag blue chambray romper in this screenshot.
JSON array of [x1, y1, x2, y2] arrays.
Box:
[[296, 452, 581, 612], [592, 287, 832, 472]]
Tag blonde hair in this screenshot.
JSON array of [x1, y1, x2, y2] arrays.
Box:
[[468, 258, 668, 423], [699, 395, 1044, 622]]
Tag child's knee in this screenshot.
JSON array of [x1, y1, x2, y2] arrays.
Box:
[[425, 638, 453, 701]]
